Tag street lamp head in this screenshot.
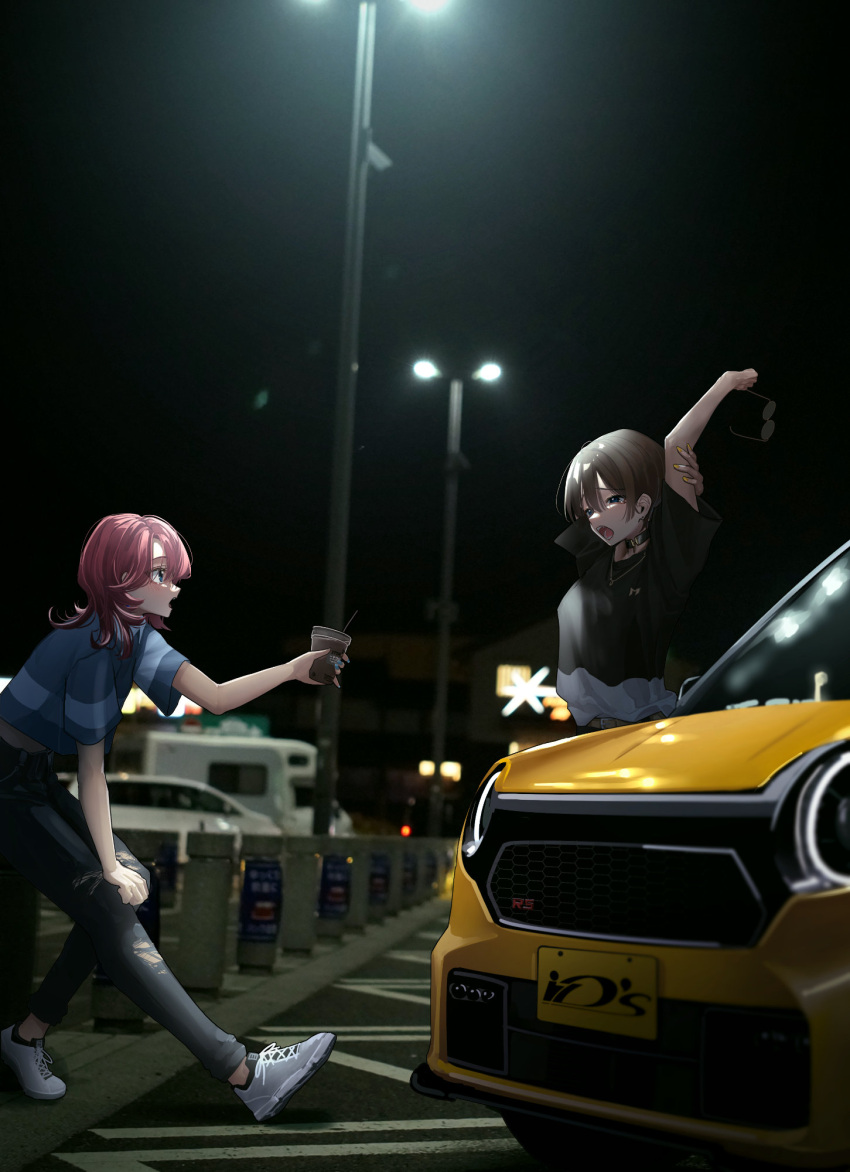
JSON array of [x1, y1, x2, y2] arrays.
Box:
[[473, 362, 502, 382], [413, 359, 441, 380]]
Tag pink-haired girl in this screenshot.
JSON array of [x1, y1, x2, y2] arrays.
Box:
[[0, 514, 342, 1121]]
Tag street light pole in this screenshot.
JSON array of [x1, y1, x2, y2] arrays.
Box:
[[313, 1, 386, 835], [429, 377, 465, 835]]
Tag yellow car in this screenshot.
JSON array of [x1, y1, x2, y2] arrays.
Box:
[[412, 543, 850, 1170]]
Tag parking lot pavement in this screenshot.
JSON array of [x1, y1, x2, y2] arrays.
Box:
[[2, 899, 452, 1172]]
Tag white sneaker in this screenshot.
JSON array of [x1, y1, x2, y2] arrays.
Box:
[[233, 1033, 336, 1122], [1, 1024, 66, 1101]]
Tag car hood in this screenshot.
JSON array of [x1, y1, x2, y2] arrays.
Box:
[[498, 702, 850, 794]]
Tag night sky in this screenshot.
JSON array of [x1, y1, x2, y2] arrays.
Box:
[[2, 0, 842, 688]]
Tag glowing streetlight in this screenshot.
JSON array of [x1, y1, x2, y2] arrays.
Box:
[[303, 0, 457, 835], [414, 359, 502, 834], [474, 362, 502, 382]]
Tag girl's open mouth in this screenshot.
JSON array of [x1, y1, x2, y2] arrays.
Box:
[[597, 526, 614, 540]]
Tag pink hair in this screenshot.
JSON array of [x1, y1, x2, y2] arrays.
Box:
[[51, 514, 192, 659]]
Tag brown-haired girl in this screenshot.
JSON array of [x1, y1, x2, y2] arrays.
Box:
[[555, 368, 758, 733]]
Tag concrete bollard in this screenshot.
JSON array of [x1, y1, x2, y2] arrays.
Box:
[[237, 834, 284, 973], [367, 845, 391, 924], [437, 838, 456, 896], [155, 839, 179, 909], [401, 846, 418, 909], [316, 836, 352, 939], [0, 853, 40, 1027], [422, 841, 436, 901], [344, 835, 373, 933], [175, 832, 236, 993], [279, 836, 322, 953], [385, 838, 405, 916], [91, 829, 175, 1030]]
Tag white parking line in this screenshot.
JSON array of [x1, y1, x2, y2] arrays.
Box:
[[54, 1138, 519, 1169], [335, 977, 429, 986], [250, 1025, 430, 1035], [333, 984, 430, 1006], [91, 1117, 505, 1139], [328, 1049, 419, 1083], [253, 1031, 428, 1043], [384, 951, 432, 965]]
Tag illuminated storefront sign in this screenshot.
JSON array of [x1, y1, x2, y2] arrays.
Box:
[[496, 665, 571, 720]]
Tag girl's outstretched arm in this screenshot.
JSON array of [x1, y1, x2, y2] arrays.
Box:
[[77, 739, 148, 905], [174, 648, 340, 716], [664, 368, 758, 507]]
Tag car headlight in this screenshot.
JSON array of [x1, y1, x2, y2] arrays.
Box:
[[461, 767, 503, 859], [796, 749, 850, 888]]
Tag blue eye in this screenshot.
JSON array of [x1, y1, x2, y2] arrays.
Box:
[[606, 495, 625, 506]]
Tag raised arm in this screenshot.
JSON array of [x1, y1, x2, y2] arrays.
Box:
[[664, 368, 758, 508], [173, 648, 339, 716]]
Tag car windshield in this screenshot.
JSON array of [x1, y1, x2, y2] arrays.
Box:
[[677, 548, 850, 716]]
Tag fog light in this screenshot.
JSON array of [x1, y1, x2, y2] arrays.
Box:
[[446, 969, 508, 1075]]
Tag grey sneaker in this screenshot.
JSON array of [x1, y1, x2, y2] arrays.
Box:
[[1, 1025, 66, 1101], [233, 1033, 336, 1122]]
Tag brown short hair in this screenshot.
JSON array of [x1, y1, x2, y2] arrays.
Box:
[[562, 429, 664, 524]]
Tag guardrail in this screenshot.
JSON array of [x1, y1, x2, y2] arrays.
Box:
[[31, 833, 457, 1025]]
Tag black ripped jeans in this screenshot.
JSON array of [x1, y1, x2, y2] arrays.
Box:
[[0, 739, 245, 1082]]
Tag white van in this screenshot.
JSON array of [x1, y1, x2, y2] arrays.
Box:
[[109, 730, 353, 836]]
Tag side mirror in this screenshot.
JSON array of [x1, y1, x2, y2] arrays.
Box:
[[677, 675, 701, 703]]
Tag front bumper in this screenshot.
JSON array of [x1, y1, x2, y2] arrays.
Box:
[[419, 847, 850, 1168], [411, 1061, 717, 1162]]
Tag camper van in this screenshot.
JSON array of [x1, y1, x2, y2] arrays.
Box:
[[109, 730, 353, 836]]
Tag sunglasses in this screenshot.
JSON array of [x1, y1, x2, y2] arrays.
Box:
[[729, 389, 776, 442]]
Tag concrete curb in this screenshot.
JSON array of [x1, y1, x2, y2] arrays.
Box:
[[1, 898, 449, 1172]]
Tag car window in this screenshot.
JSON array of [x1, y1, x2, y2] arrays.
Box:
[[170, 786, 195, 811], [149, 785, 177, 809], [679, 551, 850, 715], [108, 782, 153, 807], [192, 788, 229, 814], [208, 762, 267, 797]]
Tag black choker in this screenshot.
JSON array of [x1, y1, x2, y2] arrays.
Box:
[[626, 530, 649, 549]]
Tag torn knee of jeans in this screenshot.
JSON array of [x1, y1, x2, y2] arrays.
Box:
[[72, 869, 104, 894], [132, 936, 167, 974]]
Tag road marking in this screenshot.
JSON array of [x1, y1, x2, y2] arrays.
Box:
[[329, 1048, 419, 1083], [91, 1117, 505, 1139], [252, 1031, 428, 1043], [333, 983, 430, 1006], [248, 1025, 430, 1034], [54, 1138, 519, 1169], [335, 977, 429, 986], [384, 951, 432, 965]]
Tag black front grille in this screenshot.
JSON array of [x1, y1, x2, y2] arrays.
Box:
[[488, 841, 764, 946]]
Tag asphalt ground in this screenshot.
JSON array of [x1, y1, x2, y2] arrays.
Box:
[[4, 896, 834, 1172], [4, 895, 529, 1172]]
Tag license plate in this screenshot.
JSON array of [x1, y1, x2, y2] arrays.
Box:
[[537, 946, 658, 1040]]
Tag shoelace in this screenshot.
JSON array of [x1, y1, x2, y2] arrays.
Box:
[[33, 1041, 55, 1080], [252, 1042, 300, 1084]]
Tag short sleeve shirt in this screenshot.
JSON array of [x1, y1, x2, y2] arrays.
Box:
[[0, 616, 188, 754], [555, 484, 721, 688]]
